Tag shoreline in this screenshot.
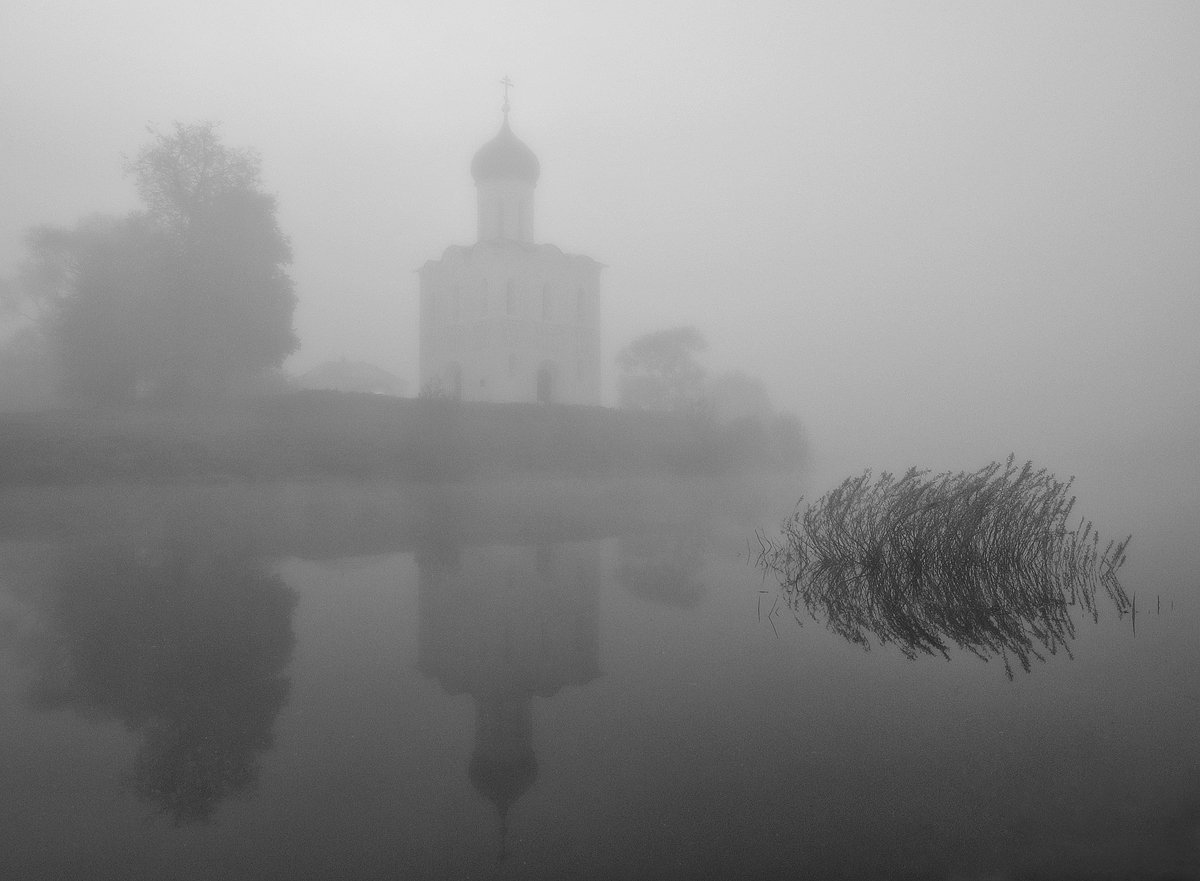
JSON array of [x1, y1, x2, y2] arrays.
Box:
[[0, 390, 806, 487]]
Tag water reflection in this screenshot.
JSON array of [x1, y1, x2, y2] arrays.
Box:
[[616, 521, 709, 609], [416, 536, 600, 858], [773, 562, 1115, 677], [25, 536, 296, 824]]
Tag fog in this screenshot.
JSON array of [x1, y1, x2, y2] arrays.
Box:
[[5, 10, 1199, 873], [3, 1, 1198, 471]]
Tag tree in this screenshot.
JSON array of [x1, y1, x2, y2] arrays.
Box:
[[703, 371, 775, 425], [703, 370, 809, 468], [25, 215, 173, 404], [0, 326, 60, 410], [127, 122, 262, 238], [21, 122, 297, 406], [0, 274, 22, 318], [1, 262, 64, 409], [616, 326, 708, 413]]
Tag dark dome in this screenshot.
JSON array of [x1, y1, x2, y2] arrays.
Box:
[[471, 118, 540, 184]]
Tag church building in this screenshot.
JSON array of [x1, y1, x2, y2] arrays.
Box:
[[418, 89, 602, 404]]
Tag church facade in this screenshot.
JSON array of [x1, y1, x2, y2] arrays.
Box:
[[418, 102, 602, 405]]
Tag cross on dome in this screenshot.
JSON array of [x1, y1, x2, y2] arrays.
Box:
[[471, 78, 540, 185], [500, 75, 514, 117]]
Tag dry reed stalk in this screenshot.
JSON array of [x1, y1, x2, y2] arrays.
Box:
[[757, 455, 1132, 677]]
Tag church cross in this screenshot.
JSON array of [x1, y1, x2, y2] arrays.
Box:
[[500, 75, 514, 115]]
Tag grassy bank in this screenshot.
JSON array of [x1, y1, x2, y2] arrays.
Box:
[[0, 390, 803, 485]]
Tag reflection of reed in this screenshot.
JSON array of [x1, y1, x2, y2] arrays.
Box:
[[757, 456, 1131, 677]]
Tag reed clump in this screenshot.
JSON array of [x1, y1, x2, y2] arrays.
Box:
[[756, 455, 1131, 678]]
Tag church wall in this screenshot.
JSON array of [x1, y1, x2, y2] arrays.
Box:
[[418, 112, 601, 406], [418, 244, 602, 405]]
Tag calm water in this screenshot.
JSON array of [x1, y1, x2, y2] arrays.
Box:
[[1, 461, 1197, 881]]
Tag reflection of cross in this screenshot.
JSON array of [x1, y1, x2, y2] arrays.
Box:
[[500, 75, 513, 114]]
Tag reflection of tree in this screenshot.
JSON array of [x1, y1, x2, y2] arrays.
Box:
[[27, 541, 296, 824], [616, 524, 709, 609], [759, 458, 1131, 677]]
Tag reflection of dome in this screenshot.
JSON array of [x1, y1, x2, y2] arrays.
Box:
[[417, 542, 598, 836], [471, 118, 541, 184], [469, 747, 539, 817], [468, 694, 540, 819]]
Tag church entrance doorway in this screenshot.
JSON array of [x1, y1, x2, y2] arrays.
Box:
[[445, 362, 463, 400], [536, 362, 557, 404]]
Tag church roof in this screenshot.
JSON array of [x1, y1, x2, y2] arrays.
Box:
[[418, 240, 605, 273], [471, 117, 541, 184]]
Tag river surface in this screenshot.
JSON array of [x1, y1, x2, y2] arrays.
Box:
[[1, 456, 1197, 880]]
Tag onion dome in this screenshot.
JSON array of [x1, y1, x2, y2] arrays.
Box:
[[471, 116, 541, 184]]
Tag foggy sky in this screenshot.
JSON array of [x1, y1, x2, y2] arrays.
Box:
[[3, 1, 1198, 470]]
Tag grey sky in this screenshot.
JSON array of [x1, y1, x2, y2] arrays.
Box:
[[3, 1, 1198, 469]]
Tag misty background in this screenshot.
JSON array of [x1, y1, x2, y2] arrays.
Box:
[[3, 1, 1198, 470]]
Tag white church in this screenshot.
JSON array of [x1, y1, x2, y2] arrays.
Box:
[[417, 90, 603, 405]]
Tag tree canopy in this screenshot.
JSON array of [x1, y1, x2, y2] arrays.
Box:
[[20, 122, 297, 406], [616, 325, 708, 413], [127, 122, 263, 237], [615, 325, 809, 467]]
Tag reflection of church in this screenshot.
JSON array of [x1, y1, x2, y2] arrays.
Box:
[[416, 540, 601, 841], [417, 86, 603, 404]]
